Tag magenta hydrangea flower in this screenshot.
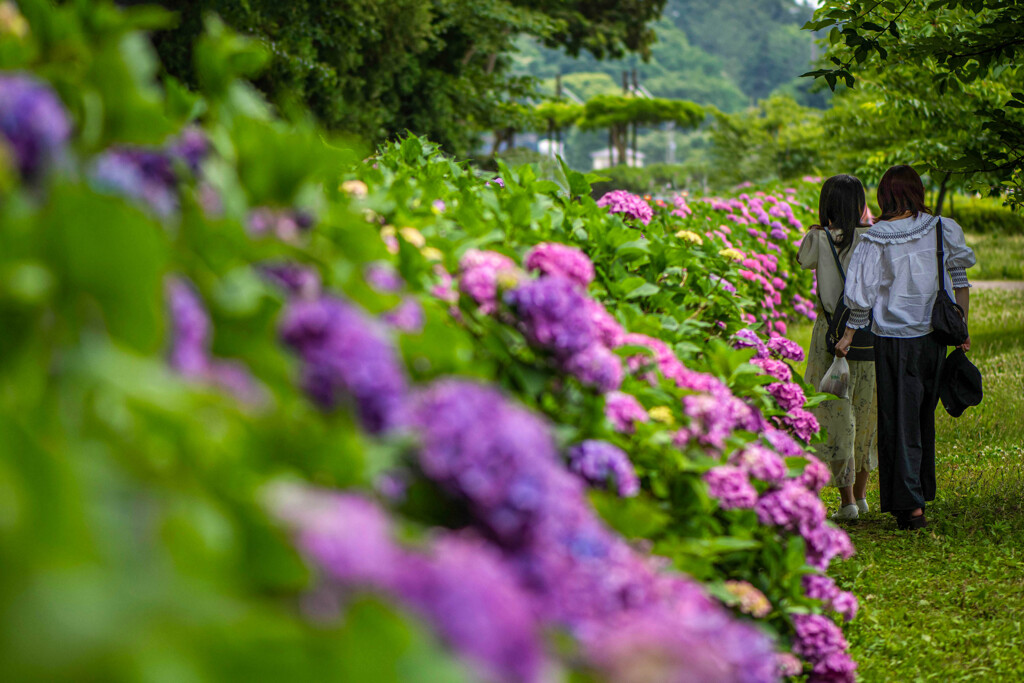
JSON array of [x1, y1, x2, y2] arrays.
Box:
[[0, 73, 71, 182], [704, 465, 758, 509], [767, 336, 805, 362], [781, 407, 820, 442], [792, 614, 857, 683], [524, 242, 595, 290], [604, 391, 650, 433], [459, 249, 519, 313], [596, 190, 653, 225], [763, 427, 805, 457], [567, 440, 640, 497], [586, 299, 626, 348], [805, 524, 855, 571], [768, 381, 807, 412], [796, 455, 832, 493], [733, 328, 769, 359], [755, 481, 826, 539], [729, 444, 787, 484], [564, 343, 623, 392], [805, 574, 859, 622], [505, 276, 596, 357], [279, 296, 407, 433], [752, 357, 792, 381]]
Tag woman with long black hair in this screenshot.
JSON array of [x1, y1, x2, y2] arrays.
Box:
[[798, 174, 877, 522], [837, 165, 975, 530]]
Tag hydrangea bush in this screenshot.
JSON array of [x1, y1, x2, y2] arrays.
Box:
[[0, 3, 857, 682]]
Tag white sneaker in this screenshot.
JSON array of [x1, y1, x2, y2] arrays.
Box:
[[856, 498, 869, 514], [831, 504, 859, 522]]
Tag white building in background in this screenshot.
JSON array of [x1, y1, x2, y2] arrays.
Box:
[[590, 148, 646, 170], [537, 138, 565, 158]]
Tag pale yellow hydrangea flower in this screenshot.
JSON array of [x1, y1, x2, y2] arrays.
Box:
[[675, 230, 704, 246], [420, 247, 444, 262], [398, 227, 426, 248], [648, 406, 675, 425], [718, 247, 744, 262], [340, 179, 368, 197]]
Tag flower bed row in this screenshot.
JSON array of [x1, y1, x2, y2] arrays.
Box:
[[0, 4, 856, 682]]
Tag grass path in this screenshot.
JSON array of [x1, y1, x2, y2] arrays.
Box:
[[790, 287, 1024, 682]]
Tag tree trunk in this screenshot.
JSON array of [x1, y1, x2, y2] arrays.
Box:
[[615, 124, 628, 168], [934, 171, 952, 216]]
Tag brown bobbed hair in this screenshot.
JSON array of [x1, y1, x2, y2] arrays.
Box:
[[876, 165, 932, 220], [818, 174, 867, 253]]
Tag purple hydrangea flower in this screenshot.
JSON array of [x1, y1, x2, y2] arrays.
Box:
[[381, 297, 425, 334], [166, 277, 264, 404], [596, 190, 653, 225], [567, 440, 639, 497], [505, 276, 596, 357], [703, 465, 758, 509], [0, 73, 71, 182], [248, 206, 315, 241], [459, 249, 519, 313], [729, 444, 787, 484], [768, 381, 807, 412], [280, 296, 407, 433], [92, 147, 179, 217], [604, 391, 650, 433], [168, 127, 210, 174], [364, 261, 404, 294], [270, 485, 547, 683], [767, 336, 805, 362], [167, 277, 211, 377], [259, 263, 322, 299], [407, 379, 779, 682], [524, 242, 595, 291], [408, 380, 574, 545], [398, 536, 547, 683], [563, 343, 623, 392]]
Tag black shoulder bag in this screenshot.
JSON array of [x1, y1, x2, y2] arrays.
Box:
[[930, 218, 969, 346], [817, 230, 875, 362]]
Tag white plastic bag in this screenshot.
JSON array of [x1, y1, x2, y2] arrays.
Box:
[[818, 356, 850, 398]]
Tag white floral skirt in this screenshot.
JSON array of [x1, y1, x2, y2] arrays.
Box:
[[804, 315, 878, 488]]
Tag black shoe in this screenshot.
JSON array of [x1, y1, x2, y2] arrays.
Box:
[[895, 512, 927, 531]]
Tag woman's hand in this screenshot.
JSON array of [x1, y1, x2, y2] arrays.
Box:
[[958, 336, 971, 353], [835, 328, 856, 358]]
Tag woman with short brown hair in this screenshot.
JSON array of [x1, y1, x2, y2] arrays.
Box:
[[836, 165, 975, 530]]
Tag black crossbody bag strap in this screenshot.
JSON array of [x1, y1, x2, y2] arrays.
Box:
[[935, 217, 946, 290]]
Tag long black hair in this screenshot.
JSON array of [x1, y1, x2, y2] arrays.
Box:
[[818, 174, 867, 253]]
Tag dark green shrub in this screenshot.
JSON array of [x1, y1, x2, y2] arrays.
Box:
[[950, 199, 1024, 234]]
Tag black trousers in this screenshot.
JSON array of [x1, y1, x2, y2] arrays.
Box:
[[874, 335, 946, 514]]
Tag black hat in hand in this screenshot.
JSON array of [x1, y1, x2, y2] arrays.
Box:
[[939, 348, 983, 418]]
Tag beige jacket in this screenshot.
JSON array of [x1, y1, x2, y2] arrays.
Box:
[[797, 226, 870, 315]]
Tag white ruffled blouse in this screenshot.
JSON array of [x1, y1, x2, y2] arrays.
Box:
[[844, 213, 976, 338]]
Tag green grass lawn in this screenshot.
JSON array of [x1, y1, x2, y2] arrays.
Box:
[[964, 233, 1024, 280], [805, 288, 1024, 682]]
